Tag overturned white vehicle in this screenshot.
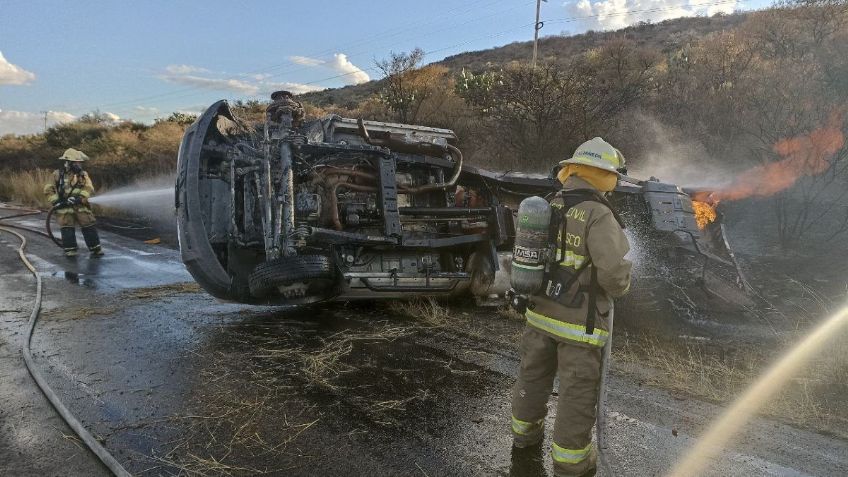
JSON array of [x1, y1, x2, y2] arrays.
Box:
[[175, 92, 744, 306]]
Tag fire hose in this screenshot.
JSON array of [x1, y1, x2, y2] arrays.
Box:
[[0, 208, 131, 476], [45, 205, 63, 247], [0, 206, 61, 246]]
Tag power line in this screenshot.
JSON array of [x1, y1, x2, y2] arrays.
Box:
[[545, 0, 741, 26], [93, 0, 528, 111], [109, 2, 539, 110], [98, 0, 744, 115], [257, 0, 536, 83], [285, 0, 746, 86], [246, 0, 514, 77]]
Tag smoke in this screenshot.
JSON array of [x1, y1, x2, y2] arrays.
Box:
[[627, 113, 730, 188], [706, 113, 845, 202], [627, 112, 847, 204]]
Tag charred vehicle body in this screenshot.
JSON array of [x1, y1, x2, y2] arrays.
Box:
[[175, 93, 748, 306]]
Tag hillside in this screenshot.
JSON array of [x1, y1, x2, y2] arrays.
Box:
[[2, 1, 846, 251], [298, 12, 749, 108]]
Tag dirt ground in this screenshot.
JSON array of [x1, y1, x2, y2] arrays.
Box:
[[1, 206, 847, 476]]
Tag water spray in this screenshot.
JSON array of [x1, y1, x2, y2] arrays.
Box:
[[86, 187, 172, 206], [668, 305, 848, 477]]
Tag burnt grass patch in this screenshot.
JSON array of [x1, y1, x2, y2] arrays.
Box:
[[140, 302, 502, 476]]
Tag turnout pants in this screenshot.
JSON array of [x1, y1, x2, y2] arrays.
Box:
[[512, 326, 602, 477], [56, 208, 101, 254]]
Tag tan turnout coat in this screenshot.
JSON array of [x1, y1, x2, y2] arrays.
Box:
[[524, 176, 632, 348]]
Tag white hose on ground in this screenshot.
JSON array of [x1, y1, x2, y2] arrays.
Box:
[[596, 303, 614, 476], [0, 225, 132, 477]]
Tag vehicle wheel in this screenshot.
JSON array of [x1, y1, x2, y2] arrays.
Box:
[[248, 255, 336, 300]]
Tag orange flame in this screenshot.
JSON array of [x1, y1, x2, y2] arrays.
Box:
[[692, 200, 718, 230], [709, 112, 845, 202]]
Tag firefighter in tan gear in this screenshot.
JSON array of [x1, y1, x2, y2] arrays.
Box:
[[511, 138, 632, 477], [44, 148, 104, 257]]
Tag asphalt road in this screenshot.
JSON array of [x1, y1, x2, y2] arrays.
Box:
[[1, 208, 846, 476]]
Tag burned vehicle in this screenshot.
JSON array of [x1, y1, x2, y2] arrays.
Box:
[[175, 92, 747, 306]]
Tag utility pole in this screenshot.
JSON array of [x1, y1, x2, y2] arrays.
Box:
[[40, 111, 48, 132], [532, 0, 546, 68]]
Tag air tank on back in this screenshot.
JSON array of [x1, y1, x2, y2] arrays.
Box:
[[511, 196, 551, 295]]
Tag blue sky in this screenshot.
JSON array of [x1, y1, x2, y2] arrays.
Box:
[[1, 0, 768, 135]]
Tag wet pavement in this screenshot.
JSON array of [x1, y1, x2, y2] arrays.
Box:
[[1, 208, 847, 476]]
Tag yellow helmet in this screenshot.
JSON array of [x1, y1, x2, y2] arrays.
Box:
[[559, 137, 625, 173], [59, 148, 89, 162]]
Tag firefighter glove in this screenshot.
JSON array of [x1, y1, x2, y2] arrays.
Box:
[[506, 289, 529, 314]]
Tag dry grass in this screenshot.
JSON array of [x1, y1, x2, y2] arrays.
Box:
[[148, 364, 320, 476], [387, 297, 451, 326], [614, 331, 848, 437], [614, 337, 745, 402], [41, 304, 119, 320], [496, 305, 524, 322], [139, 320, 420, 475], [255, 326, 411, 391], [0, 168, 54, 208], [120, 281, 201, 300]]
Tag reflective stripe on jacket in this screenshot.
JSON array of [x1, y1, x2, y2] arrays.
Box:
[[524, 176, 632, 347], [526, 308, 608, 346]]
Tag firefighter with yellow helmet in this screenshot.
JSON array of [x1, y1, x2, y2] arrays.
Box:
[[44, 148, 104, 257], [509, 137, 632, 477]]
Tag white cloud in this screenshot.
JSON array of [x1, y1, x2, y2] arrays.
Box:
[[328, 53, 370, 84], [130, 106, 161, 124], [705, 1, 736, 15], [102, 112, 121, 123], [564, 0, 737, 31], [262, 81, 323, 95], [287, 53, 370, 85], [160, 73, 260, 94], [289, 55, 324, 67], [0, 109, 76, 136], [176, 104, 208, 114], [0, 51, 36, 86], [164, 64, 210, 75], [158, 66, 324, 96]]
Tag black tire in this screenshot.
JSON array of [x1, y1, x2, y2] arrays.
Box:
[[248, 254, 336, 299]]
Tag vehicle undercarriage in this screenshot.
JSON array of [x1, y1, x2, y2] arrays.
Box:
[[175, 93, 749, 307]]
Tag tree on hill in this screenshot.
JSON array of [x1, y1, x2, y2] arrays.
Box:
[[375, 48, 453, 124], [156, 112, 198, 125], [456, 39, 659, 171]]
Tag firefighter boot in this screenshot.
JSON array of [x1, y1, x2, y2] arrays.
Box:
[[509, 439, 545, 477], [60, 227, 78, 257], [81, 225, 104, 256]]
